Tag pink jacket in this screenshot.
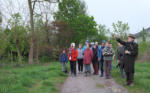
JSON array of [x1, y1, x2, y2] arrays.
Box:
[[83, 49, 93, 64]]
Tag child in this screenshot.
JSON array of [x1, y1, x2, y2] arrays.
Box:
[[102, 42, 114, 79], [59, 49, 68, 73], [83, 44, 93, 76]]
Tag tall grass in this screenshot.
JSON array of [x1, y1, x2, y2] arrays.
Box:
[[0, 62, 68, 93], [112, 62, 150, 93]]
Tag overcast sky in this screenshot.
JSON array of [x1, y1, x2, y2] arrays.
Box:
[[85, 0, 150, 34], [1, 0, 150, 34]]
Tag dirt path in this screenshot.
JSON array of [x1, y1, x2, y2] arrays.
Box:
[[61, 73, 128, 93]]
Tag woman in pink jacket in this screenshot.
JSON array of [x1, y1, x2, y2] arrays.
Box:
[[83, 44, 93, 76]]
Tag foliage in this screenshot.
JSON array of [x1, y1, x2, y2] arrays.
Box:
[[140, 28, 146, 42], [92, 24, 109, 43], [54, 0, 97, 44], [112, 21, 129, 40]]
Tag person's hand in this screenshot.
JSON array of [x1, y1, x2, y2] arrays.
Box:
[[98, 58, 101, 61], [125, 50, 130, 54], [114, 35, 118, 39]]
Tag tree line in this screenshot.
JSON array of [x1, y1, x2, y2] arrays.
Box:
[[0, 0, 130, 64]]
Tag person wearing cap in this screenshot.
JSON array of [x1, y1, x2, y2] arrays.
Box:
[[114, 34, 138, 86], [68, 43, 78, 77], [102, 42, 114, 79], [99, 40, 106, 77]]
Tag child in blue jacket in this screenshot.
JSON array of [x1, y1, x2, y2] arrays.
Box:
[[59, 49, 68, 73]]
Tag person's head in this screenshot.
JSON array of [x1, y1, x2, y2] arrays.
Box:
[[62, 49, 66, 54], [72, 43, 75, 48], [79, 44, 82, 49], [105, 42, 110, 47], [94, 44, 97, 48], [95, 42, 98, 46], [86, 43, 91, 49], [85, 40, 89, 45], [101, 40, 106, 47], [109, 44, 112, 48], [128, 34, 135, 42]]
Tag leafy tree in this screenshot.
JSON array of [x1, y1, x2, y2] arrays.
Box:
[[93, 24, 109, 43], [54, 0, 97, 43], [141, 28, 146, 42], [54, 0, 86, 22], [71, 14, 97, 43], [112, 21, 129, 40], [7, 13, 29, 63]]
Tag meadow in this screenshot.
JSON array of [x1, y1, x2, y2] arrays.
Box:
[[0, 62, 68, 93], [112, 62, 150, 93]]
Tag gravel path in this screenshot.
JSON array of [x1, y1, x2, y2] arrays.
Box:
[[61, 73, 128, 93]]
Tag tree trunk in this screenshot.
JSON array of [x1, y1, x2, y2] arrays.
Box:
[[28, 0, 34, 64], [16, 41, 22, 63], [35, 41, 39, 64], [11, 50, 13, 64]]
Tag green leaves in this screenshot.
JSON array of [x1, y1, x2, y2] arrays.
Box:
[[112, 21, 129, 40]]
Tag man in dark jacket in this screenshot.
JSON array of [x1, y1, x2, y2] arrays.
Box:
[[116, 43, 125, 78], [115, 34, 138, 86]]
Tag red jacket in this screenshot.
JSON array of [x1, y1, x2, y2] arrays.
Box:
[[83, 48, 93, 64], [68, 48, 78, 61]]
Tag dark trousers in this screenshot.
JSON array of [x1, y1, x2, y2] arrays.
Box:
[[99, 60, 104, 75], [104, 60, 112, 78], [126, 72, 134, 83], [78, 59, 83, 72], [70, 61, 76, 75], [92, 62, 99, 74]]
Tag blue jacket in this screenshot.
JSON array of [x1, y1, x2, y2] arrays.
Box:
[[97, 46, 102, 59], [83, 45, 87, 51], [59, 53, 68, 63]]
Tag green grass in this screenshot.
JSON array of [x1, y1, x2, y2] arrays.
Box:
[[112, 62, 150, 93], [0, 62, 68, 93]]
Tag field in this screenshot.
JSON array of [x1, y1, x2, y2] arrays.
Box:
[[0, 62, 68, 93], [112, 62, 150, 93]]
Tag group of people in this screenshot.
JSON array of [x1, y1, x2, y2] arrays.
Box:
[[59, 34, 138, 87], [59, 40, 114, 79]]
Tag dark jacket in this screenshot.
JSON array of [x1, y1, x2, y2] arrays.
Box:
[[116, 38, 138, 73], [116, 46, 125, 68], [59, 53, 68, 63], [92, 47, 98, 63]]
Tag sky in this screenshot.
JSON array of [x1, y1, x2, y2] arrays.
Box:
[[85, 0, 150, 34], [1, 0, 150, 34]]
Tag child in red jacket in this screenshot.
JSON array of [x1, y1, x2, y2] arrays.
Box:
[[83, 44, 93, 76], [68, 43, 78, 77]]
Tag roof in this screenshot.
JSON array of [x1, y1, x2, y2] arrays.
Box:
[[135, 27, 150, 37]]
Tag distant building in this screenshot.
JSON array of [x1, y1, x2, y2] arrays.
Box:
[[135, 27, 150, 43]]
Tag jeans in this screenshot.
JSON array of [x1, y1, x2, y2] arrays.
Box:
[[99, 60, 104, 75], [62, 62, 67, 72], [78, 59, 83, 72], [104, 60, 112, 78], [84, 64, 91, 73], [70, 61, 77, 75]]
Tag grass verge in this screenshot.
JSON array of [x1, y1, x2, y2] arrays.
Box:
[[0, 62, 68, 93], [112, 62, 150, 93]]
